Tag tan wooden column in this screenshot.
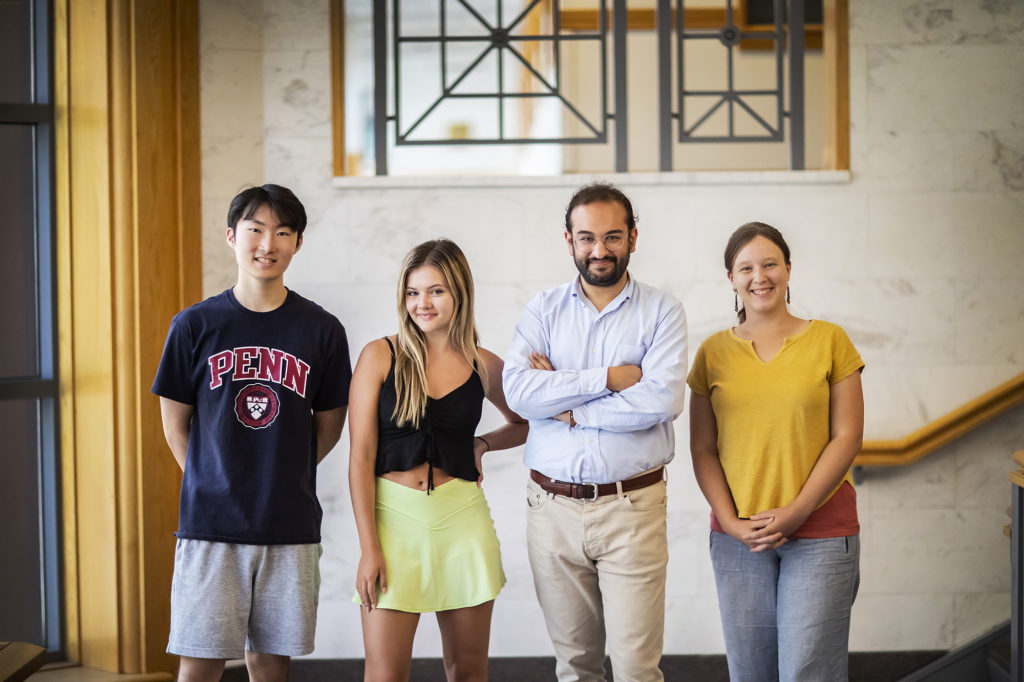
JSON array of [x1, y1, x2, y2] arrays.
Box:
[[54, 0, 200, 674]]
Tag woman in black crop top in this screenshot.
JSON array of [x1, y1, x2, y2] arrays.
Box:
[[349, 239, 527, 681]]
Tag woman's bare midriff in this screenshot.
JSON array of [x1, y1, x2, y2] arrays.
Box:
[[380, 461, 455, 491]]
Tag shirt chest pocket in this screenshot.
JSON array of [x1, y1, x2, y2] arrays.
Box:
[[613, 342, 647, 365]]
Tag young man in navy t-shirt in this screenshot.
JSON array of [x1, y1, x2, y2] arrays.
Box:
[[152, 184, 351, 682]]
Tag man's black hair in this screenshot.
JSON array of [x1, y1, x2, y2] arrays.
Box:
[[564, 183, 637, 233], [227, 184, 308, 238]]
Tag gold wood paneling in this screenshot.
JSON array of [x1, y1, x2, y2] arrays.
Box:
[[57, 0, 199, 674], [67, 0, 119, 670], [330, 0, 346, 176], [855, 374, 1024, 468], [53, 0, 79, 664], [822, 0, 849, 169]]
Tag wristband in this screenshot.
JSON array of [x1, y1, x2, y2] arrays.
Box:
[[475, 435, 491, 452]]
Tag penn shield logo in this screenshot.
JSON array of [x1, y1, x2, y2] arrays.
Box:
[[234, 383, 281, 430]]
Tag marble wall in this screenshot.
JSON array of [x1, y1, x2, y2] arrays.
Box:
[[198, 0, 1024, 658]]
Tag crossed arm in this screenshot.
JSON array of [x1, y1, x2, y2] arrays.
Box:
[[502, 302, 687, 431]]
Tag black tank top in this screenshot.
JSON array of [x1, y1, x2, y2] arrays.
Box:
[[376, 337, 485, 490]]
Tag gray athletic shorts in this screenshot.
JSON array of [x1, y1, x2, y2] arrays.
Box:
[[167, 538, 322, 659]]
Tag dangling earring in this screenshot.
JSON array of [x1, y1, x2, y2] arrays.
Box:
[[786, 285, 791, 304], [734, 292, 738, 312]]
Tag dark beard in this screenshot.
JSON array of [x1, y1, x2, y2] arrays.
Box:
[[575, 251, 630, 287]]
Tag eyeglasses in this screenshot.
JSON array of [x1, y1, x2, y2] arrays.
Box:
[[571, 233, 628, 252]]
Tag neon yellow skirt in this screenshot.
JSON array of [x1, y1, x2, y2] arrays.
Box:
[[353, 476, 506, 613]]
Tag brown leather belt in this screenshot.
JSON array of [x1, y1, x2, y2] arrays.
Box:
[[529, 467, 664, 500]]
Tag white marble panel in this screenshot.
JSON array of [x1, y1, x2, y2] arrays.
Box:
[[867, 191, 1024, 279], [202, 198, 238, 298], [664, 509, 711, 599], [861, 508, 1008, 594], [201, 47, 264, 138], [263, 135, 334, 216], [951, 1, 1024, 45], [860, 444, 956, 510], [853, 131, 958, 191], [800, 278, 956, 365], [664, 596, 726, 653], [955, 278, 1024, 364], [953, 131, 1024, 192], [489, 597, 556, 656], [262, 0, 329, 52], [850, 1, 956, 47], [847, 45, 868, 138], [952, 592, 1011, 647], [866, 45, 1021, 132], [849, 594, 954, 650], [201, 136, 265, 202], [199, 0, 262, 51], [263, 49, 331, 137], [953, 403, 1024, 508]]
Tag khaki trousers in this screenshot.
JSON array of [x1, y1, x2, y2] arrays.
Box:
[[526, 475, 668, 682]]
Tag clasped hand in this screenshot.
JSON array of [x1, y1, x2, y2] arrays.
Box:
[[726, 504, 810, 552]]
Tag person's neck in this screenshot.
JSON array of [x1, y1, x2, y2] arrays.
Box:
[[422, 329, 454, 355], [738, 308, 800, 335], [579, 272, 629, 313], [233, 279, 288, 312]]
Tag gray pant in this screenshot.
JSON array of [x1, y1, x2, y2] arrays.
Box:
[[167, 539, 322, 659]]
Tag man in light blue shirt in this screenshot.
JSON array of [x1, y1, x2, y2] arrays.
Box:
[[503, 183, 688, 682]]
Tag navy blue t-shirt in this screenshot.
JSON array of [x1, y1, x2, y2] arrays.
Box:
[[152, 288, 351, 544]]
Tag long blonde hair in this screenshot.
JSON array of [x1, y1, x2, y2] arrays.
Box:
[[392, 239, 486, 428]]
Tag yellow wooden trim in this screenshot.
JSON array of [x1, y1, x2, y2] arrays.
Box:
[[822, 0, 850, 170], [57, 0, 199, 673], [854, 373, 1024, 467], [330, 0, 346, 177], [1010, 468, 1024, 489], [1013, 450, 1024, 469], [53, 0, 80, 664]]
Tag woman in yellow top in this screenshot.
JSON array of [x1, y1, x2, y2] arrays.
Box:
[[688, 222, 865, 682]]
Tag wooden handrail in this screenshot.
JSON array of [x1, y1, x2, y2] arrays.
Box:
[[854, 373, 1024, 467]]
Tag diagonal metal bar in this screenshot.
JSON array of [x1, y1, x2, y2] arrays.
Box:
[[505, 44, 558, 94], [454, 0, 494, 32], [401, 45, 495, 139], [684, 96, 727, 137], [734, 95, 778, 135], [443, 42, 494, 95], [506, 0, 543, 33], [504, 45, 602, 137]]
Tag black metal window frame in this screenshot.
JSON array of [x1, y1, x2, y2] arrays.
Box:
[[367, 0, 809, 175], [374, 0, 631, 174], [0, 0, 63, 655]]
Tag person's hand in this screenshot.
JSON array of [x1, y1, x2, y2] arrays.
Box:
[[745, 504, 810, 552], [529, 351, 554, 371], [720, 514, 787, 551], [355, 548, 387, 610], [474, 437, 488, 486], [606, 364, 642, 392]]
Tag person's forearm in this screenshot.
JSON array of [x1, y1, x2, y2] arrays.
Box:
[[692, 448, 739, 525], [477, 421, 528, 452], [314, 408, 346, 463], [791, 433, 862, 516], [348, 456, 382, 553], [167, 435, 189, 471]]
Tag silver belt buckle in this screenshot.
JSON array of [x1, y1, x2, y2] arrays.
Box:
[[587, 482, 599, 500]]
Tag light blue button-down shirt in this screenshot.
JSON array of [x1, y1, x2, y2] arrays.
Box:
[[503, 275, 688, 484]]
